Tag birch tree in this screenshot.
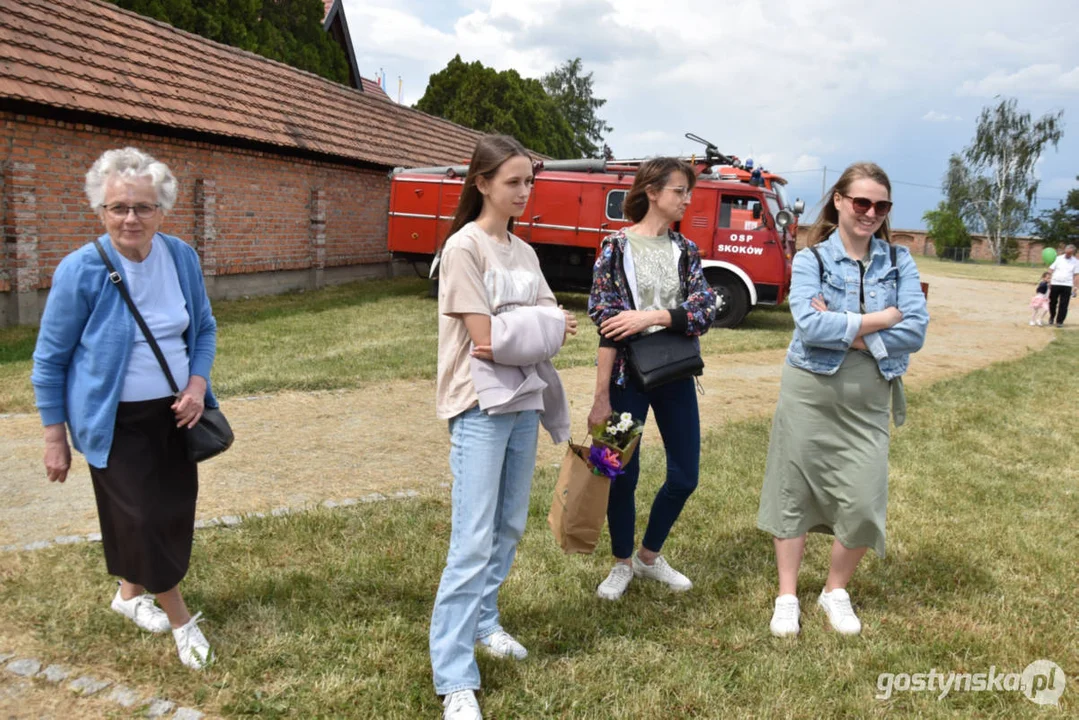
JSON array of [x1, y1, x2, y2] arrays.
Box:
[[946, 98, 1063, 262]]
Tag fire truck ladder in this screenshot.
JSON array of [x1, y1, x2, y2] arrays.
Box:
[[392, 133, 741, 177]]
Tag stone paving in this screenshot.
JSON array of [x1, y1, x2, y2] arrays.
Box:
[[3, 654, 201, 718]]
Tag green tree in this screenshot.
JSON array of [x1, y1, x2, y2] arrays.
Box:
[[109, 0, 349, 85], [414, 55, 577, 158], [924, 201, 973, 260], [1031, 176, 1079, 247], [542, 58, 613, 158], [943, 98, 1064, 263]]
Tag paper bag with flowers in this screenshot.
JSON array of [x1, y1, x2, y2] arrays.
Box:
[[587, 411, 644, 479]]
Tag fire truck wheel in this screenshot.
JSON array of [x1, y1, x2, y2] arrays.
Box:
[[707, 272, 750, 329]]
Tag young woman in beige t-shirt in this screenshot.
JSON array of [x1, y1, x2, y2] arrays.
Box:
[[430, 135, 576, 720]]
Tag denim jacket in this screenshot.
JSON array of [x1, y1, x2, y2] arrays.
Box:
[[588, 229, 716, 387], [786, 232, 929, 381]]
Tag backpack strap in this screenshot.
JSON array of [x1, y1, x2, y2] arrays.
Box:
[[890, 244, 899, 291], [809, 245, 825, 284], [811, 242, 899, 291]]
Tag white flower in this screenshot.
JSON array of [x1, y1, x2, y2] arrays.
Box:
[[620, 412, 632, 423]]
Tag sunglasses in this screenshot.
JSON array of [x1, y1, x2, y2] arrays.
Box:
[[842, 195, 892, 216]]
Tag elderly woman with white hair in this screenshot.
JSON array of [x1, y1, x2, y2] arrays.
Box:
[[31, 147, 217, 670]]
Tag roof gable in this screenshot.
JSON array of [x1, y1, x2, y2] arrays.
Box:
[[0, 0, 481, 168]]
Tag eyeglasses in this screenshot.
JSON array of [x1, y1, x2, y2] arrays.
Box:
[[103, 203, 160, 219], [664, 186, 693, 200], [842, 195, 892, 216]]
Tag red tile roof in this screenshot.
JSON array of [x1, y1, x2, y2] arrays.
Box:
[[361, 77, 391, 99], [0, 0, 482, 168]]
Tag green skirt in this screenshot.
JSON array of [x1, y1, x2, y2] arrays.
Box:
[[757, 351, 902, 558]]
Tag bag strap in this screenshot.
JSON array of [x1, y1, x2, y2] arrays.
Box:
[[614, 235, 637, 311], [93, 240, 180, 396]]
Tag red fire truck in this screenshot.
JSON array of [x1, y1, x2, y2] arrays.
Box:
[[387, 135, 804, 327]]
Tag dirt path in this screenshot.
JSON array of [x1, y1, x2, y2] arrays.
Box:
[[0, 270, 1056, 546]]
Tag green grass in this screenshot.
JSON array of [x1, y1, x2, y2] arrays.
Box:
[[0, 324, 39, 414], [0, 277, 794, 413], [1, 331, 1074, 718], [917, 256, 1050, 285]]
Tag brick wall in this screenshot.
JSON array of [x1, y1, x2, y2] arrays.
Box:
[[796, 227, 1056, 264], [1, 110, 393, 325], [891, 229, 1055, 263]]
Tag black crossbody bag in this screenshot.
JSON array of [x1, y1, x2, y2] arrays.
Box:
[[622, 239, 704, 391], [95, 240, 234, 463]]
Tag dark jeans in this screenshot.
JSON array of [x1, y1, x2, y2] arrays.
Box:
[[607, 376, 700, 559], [1049, 285, 1072, 325]]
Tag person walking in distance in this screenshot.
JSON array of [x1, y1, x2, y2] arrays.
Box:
[[1047, 244, 1078, 327]]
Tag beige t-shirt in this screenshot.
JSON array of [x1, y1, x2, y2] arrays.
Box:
[[436, 222, 557, 419]]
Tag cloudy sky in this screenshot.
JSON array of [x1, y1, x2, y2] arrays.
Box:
[[341, 0, 1078, 229]]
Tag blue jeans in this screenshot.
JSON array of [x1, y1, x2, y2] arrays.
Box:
[[607, 376, 700, 559], [429, 406, 540, 695]]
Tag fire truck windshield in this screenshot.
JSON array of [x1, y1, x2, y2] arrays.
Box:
[[765, 195, 781, 221], [772, 182, 791, 210]]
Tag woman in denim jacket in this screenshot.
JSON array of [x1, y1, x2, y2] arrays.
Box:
[[587, 157, 717, 601], [757, 162, 929, 638]]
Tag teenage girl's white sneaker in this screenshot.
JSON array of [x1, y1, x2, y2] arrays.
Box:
[[476, 629, 528, 660], [172, 612, 213, 670], [596, 563, 634, 600], [818, 588, 862, 635], [769, 594, 800, 637], [443, 689, 482, 720], [631, 554, 693, 592], [110, 586, 171, 633]]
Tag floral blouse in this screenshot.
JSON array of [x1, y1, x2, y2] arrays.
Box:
[[587, 228, 717, 387]]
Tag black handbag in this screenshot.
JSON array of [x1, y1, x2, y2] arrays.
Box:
[[625, 330, 703, 391], [620, 239, 704, 391], [94, 240, 234, 462]]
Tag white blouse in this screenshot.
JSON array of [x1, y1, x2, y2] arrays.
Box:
[[118, 239, 191, 402]]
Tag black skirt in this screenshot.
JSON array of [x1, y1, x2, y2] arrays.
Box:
[[89, 397, 198, 594]]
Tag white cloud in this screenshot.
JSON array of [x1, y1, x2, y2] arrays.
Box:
[[338, 0, 1079, 227], [622, 130, 674, 148], [792, 154, 823, 172], [922, 111, 962, 122], [958, 64, 1079, 97]]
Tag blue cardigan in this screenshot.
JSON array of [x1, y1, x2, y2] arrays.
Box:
[[31, 233, 218, 468]]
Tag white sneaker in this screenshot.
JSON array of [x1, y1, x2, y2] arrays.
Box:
[[1030, 320, 1037, 326], [769, 594, 800, 637], [631, 554, 692, 592], [110, 586, 171, 633], [443, 689, 482, 720], [596, 563, 634, 600], [476, 629, 527, 660], [818, 588, 862, 635], [172, 612, 213, 670]]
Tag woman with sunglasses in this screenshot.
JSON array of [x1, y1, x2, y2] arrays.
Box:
[[756, 162, 929, 637]]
